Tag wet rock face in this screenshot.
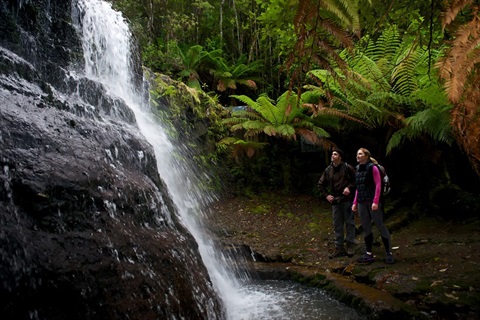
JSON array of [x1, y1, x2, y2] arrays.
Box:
[[0, 1, 224, 319]]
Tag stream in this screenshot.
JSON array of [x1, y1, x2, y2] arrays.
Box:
[[229, 279, 363, 319]]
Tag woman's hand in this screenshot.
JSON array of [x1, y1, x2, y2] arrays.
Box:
[[372, 203, 379, 211]]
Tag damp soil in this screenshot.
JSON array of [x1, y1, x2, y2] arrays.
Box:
[[206, 192, 480, 320]]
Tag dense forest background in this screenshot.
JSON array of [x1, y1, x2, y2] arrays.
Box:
[[111, 0, 480, 220]]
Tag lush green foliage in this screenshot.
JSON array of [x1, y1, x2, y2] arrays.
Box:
[[113, 0, 480, 197], [220, 92, 330, 153], [305, 24, 453, 154]]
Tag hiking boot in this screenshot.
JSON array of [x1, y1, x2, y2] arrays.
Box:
[[385, 252, 395, 264], [357, 252, 375, 263], [329, 248, 347, 259], [346, 242, 356, 257]]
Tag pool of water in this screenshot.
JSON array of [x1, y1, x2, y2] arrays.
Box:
[[226, 279, 365, 320]]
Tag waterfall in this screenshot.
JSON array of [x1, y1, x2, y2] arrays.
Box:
[[74, 0, 243, 316], [71, 2, 366, 320]]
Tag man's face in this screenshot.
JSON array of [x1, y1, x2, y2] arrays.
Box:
[[331, 151, 341, 164]]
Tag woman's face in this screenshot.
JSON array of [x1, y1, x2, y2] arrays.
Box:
[[356, 149, 368, 164]]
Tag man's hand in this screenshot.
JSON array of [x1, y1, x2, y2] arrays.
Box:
[[326, 195, 334, 203], [342, 187, 350, 196]]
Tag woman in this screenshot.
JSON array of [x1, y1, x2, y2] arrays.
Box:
[[352, 148, 394, 264]]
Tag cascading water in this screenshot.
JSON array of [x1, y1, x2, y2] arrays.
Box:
[[73, 1, 364, 319], [74, 0, 243, 315]]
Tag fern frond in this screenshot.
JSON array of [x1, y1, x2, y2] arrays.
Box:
[[293, 118, 315, 130], [412, 85, 450, 108], [288, 0, 356, 86], [376, 25, 401, 61], [231, 123, 246, 132], [244, 128, 266, 138], [237, 79, 257, 90], [441, 0, 474, 28], [231, 94, 258, 109], [349, 54, 390, 91], [307, 69, 349, 101], [366, 25, 401, 62], [218, 136, 240, 146], [436, 8, 480, 101], [276, 124, 296, 139], [221, 117, 246, 126], [311, 126, 330, 137], [297, 129, 322, 145], [263, 125, 277, 136], [227, 110, 265, 123], [304, 103, 369, 126], [256, 95, 280, 124], [232, 139, 267, 148], [242, 120, 267, 131], [391, 46, 422, 96], [320, 0, 360, 33], [367, 92, 415, 107], [386, 130, 406, 154], [229, 139, 267, 159], [405, 107, 454, 144]]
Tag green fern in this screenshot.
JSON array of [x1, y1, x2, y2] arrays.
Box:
[[306, 23, 453, 153], [220, 91, 332, 156], [386, 105, 454, 154], [321, 0, 361, 31]]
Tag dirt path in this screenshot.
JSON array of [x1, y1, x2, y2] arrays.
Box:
[[206, 193, 480, 319]]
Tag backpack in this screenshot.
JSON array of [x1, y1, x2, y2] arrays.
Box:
[[375, 163, 391, 195], [360, 162, 391, 196]]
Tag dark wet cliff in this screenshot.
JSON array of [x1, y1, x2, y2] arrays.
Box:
[[0, 1, 224, 319]]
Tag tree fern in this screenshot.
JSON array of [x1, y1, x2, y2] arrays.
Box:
[[437, 1, 480, 176], [220, 91, 332, 156], [386, 105, 454, 154], [306, 22, 453, 152]]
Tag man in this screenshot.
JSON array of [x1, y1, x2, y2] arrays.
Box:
[[318, 149, 357, 258]]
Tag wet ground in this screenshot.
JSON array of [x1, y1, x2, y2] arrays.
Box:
[[207, 193, 480, 319]]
